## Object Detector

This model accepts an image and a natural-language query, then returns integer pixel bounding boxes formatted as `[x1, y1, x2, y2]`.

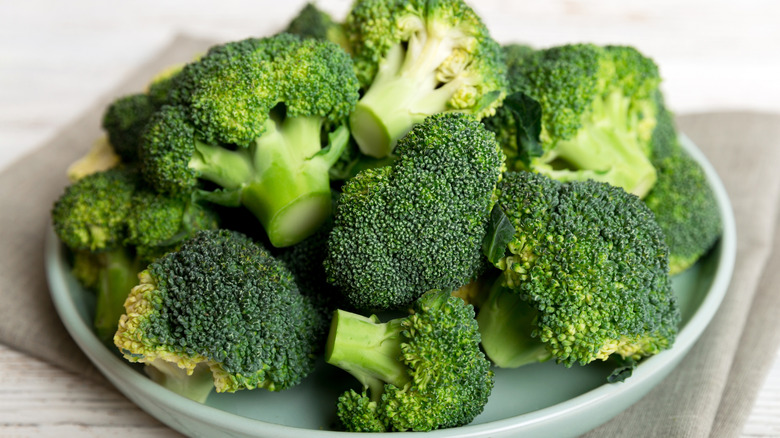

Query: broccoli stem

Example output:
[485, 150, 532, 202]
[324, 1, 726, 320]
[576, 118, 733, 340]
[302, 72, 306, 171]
[350, 39, 455, 158]
[93, 248, 140, 343]
[538, 90, 657, 198]
[144, 360, 215, 403]
[241, 117, 349, 247]
[190, 141, 253, 190]
[477, 277, 551, 368]
[325, 310, 410, 402]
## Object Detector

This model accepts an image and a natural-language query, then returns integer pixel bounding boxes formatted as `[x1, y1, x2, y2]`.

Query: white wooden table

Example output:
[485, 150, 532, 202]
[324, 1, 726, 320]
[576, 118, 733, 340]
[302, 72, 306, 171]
[1, 1, 779, 436]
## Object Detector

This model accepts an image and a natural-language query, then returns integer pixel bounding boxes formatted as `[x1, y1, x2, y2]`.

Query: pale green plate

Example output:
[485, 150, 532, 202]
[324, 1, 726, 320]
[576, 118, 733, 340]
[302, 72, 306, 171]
[46, 135, 736, 438]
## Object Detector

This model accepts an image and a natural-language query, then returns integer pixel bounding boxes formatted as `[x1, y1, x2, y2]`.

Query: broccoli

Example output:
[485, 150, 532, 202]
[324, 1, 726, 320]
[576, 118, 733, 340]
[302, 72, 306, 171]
[101, 65, 186, 164]
[477, 171, 679, 368]
[345, 0, 507, 158]
[325, 289, 493, 432]
[140, 33, 359, 247]
[102, 93, 157, 163]
[114, 229, 326, 403]
[51, 167, 220, 342]
[284, 2, 351, 53]
[644, 103, 722, 274]
[483, 43, 662, 198]
[324, 113, 504, 311]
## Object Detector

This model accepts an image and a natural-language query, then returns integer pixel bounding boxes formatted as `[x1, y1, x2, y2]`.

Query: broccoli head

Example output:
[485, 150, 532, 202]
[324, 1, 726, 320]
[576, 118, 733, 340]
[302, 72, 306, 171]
[345, 0, 507, 157]
[325, 289, 493, 432]
[114, 229, 326, 402]
[484, 43, 661, 198]
[644, 103, 722, 274]
[140, 33, 359, 247]
[478, 171, 679, 368]
[324, 113, 504, 311]
[284, 2, 351, 53]
[52, 167, 220, 342]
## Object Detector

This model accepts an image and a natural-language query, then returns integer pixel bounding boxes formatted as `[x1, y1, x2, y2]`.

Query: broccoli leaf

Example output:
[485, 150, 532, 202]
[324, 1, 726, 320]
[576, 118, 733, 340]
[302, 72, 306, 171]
[483, 204, 516, 265]
[503, 92, 543, 166]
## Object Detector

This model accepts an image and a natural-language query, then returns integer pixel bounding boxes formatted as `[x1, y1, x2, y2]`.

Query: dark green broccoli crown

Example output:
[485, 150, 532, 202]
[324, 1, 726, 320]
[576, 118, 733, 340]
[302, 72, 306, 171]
[102, 93, 156, 162]
[345, 0, 506, 111]
[52, 167, 138, 251]
[645, 143, 721, 275]
[126, 230, 324, 391]
[140, 105, 200, 194]
[497, 171, 679, 366]
[325, 113, 504, 311]
[335, 290, 493, 432]
[170, 33, 359, 147]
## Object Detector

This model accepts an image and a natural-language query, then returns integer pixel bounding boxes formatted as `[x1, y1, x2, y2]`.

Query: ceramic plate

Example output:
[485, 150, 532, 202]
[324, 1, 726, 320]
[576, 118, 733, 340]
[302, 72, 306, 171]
[46, 135, 736, 438]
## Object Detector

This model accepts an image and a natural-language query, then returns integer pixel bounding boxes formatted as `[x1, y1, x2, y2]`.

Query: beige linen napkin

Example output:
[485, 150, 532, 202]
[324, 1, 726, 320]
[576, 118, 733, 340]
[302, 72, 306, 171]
[1, 36, 779, 437]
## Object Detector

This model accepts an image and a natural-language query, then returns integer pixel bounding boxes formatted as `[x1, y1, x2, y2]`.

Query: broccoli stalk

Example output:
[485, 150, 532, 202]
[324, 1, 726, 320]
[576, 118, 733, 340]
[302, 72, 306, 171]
[142, 34, 359, 247]
[92, 248, 141, 342]
[179, 115, 349, 247]
[346, 0, 507, 158]
[325, 312, 408, 400]
[475, 275, 551, 368]
[144, 360, 215, 404]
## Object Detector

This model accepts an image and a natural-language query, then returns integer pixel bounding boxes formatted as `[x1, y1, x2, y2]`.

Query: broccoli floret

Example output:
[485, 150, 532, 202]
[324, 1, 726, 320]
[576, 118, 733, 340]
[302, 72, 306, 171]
[325, 289, 493, 432]
[51, 167, 220, 342]
[114, 230, 326, 403]
[345, 0, 507, 158]
[644, 103, 722, 274]
[284, 2, 351, 53]
[484, 44, 661, 198]
[141, 34, 359, 247]
[477, 171, 679, 368]
[324, 113, 504, 311]
[102, 94, 157, 163]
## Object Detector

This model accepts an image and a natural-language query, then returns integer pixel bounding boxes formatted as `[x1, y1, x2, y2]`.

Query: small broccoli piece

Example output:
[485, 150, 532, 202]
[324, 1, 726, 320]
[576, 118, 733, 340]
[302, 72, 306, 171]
[51, 167, 220, 342]
[644, 103, 722, 274]
[484, 44, 661, 198]
[325, 289, 493, 432]
[477, 171, 679, 368]
[114, 230, 326, 403]
[284, 2, 351, 53]
[345, 0, 507, 158]
[100, 64, 186, 165]
[141, 34, 359, 247]
[102, 93, 157, 163]
[52, 167, 138, 251]
[324, 113, 504, 311]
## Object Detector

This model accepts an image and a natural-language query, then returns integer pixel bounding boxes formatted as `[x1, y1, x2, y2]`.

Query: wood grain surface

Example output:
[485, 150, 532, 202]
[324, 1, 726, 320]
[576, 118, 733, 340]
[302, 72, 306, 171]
[1, 1, 779, 436]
